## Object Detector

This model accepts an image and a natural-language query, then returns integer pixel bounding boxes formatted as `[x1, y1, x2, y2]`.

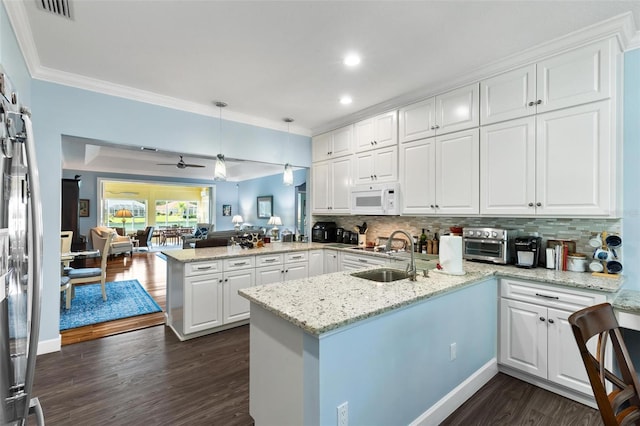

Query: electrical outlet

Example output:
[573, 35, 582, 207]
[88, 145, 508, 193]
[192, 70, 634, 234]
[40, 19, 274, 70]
[337, 401, 348, 426]
[450, 342, 457, 360]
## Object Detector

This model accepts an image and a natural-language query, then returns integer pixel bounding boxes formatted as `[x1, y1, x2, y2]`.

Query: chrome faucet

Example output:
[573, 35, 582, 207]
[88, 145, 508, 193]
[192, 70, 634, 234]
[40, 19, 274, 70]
[386, 229, 417, 281]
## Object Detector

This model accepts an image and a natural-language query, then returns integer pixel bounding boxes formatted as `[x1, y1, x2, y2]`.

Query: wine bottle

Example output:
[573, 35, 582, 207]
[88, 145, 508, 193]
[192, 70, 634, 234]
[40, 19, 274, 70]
[420, 228, 427, 254]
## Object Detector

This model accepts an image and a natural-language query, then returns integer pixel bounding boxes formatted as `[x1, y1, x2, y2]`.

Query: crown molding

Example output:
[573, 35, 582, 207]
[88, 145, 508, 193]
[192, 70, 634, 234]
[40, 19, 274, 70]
[312, 12, 638, 135]
[2, 0, 312, 137]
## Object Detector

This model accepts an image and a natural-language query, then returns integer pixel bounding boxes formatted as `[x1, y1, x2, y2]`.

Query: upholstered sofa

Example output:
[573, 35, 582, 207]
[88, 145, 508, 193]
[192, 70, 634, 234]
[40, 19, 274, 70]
[181, 227, 265, 249]
[90, 226, 134, 256]
[180, 223, 215, 248]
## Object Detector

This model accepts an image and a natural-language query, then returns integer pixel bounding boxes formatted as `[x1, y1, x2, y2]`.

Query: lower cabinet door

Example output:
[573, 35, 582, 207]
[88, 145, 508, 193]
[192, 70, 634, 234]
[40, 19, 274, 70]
[184, 273, 223, 334]
[223, 269, 255, 324]
[499, 298, 547, 379]
[255, 265, 284, 286]
[284, 261, 308, 282]
[547, 308, 594, 395]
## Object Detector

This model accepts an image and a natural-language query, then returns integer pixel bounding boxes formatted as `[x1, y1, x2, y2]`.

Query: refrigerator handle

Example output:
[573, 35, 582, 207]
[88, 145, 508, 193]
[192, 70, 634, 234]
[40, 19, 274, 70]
[28, 397, 45, 426]
[21, 114, 44, 424]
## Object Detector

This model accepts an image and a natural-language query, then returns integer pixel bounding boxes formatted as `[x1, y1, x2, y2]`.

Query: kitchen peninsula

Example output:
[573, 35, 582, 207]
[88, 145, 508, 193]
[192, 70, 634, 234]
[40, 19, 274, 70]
[163, 242, 624, 424]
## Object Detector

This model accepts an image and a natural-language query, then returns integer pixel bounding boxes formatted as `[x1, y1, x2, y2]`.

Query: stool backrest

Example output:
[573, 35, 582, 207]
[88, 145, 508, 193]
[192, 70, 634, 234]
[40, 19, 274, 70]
[569, 303, 640, 425]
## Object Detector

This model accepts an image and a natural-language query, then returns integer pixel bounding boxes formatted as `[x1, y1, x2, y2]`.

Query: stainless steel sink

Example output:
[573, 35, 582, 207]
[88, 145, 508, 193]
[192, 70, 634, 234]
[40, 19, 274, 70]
[351, 268, 411, 283]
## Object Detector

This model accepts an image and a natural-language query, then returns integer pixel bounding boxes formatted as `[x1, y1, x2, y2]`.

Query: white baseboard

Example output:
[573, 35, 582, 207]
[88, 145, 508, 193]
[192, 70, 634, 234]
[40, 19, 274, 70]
[37, 335, 61, 355]
[410, 358, 498, 426]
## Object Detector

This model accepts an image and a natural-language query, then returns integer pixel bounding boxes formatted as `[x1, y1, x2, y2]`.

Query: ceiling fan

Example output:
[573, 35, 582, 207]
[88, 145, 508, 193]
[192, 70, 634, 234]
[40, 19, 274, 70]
[157, 155, 205, 169]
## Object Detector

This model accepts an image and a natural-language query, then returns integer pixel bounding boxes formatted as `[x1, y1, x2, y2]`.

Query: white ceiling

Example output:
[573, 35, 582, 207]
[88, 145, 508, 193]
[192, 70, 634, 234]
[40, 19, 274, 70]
[5, 0, 640, 180]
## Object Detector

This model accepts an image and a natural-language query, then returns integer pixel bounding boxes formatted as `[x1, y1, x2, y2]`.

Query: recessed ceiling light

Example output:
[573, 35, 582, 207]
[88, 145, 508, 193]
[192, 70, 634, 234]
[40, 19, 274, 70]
[343, 53, 361, 67]
[339, 96, 353, 105]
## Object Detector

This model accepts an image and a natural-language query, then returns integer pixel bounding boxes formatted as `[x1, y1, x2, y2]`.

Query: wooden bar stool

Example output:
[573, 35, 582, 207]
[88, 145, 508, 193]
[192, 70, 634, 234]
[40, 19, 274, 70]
[569, 303, 640, 425]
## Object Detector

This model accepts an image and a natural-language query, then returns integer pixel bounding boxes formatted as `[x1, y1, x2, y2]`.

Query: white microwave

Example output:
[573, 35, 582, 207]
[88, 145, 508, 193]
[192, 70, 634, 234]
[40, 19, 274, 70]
[350, 183, 400, 215]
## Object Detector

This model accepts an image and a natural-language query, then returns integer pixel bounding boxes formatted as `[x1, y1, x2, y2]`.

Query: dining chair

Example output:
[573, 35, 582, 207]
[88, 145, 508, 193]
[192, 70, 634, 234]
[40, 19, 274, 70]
[60, 230, 73, 271]
[66, 232, 114, 309]
[569, 303, 640, 425]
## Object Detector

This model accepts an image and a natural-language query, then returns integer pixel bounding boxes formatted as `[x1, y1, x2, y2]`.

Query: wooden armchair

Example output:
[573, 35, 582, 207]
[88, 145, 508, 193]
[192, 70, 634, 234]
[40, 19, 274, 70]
[569, 303, 640, 425]
[90, 226, 133, 256]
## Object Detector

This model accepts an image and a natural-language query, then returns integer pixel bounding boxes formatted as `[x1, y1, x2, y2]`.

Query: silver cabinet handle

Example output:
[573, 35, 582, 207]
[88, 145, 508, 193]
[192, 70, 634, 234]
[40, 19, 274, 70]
[196, 265, 212, 270]
[291, 255, 303, 259]
[233, 262, 248, 266]
[358, 259, 368, 263]
[264, 258, 278, 263]
[535, 293, 559, 300]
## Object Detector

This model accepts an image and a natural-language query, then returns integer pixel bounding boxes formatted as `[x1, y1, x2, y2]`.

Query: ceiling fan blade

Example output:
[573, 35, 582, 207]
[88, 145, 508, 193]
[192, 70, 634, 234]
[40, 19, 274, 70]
[156, 163, 177, 166]
[184, 164, 205, 168]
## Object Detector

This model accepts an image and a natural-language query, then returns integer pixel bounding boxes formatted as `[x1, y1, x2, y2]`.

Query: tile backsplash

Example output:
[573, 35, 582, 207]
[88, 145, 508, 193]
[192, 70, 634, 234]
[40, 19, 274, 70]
[314, 215, 621, 257]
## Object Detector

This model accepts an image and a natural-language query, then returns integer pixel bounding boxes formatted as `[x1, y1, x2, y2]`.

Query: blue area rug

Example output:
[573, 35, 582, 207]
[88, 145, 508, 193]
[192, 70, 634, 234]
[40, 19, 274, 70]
[60, 279, 162, 331]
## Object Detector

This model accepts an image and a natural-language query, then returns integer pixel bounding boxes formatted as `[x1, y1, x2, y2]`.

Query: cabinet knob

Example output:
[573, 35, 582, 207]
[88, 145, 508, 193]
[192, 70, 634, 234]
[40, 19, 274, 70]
[374, 174, 377, 179]
[539, 317, 546, 322]
[528, 101, 535, 107]
[370, 141, 374, 145]
[536, 202, 542, 207]
[430, 204, 435, 208]
[536, 99, 542, 105]
[548, 318, 555, 324]
[528, 202, 534, 207]
[434, 124, 440, 129]
[373, 140, 377, 145]
[219, 279, 223, 283]
[370, 175, 374, 180]
[225, 278, 228, 282]
[281, 270, 285, 273]
[435, 204, 439, 208]
[430, 126, 435, 130]
[285, 269, 289, 273]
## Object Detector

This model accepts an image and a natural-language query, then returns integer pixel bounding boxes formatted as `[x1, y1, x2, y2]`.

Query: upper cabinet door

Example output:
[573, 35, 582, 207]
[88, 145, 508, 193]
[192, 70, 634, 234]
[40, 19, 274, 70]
[331, 125, 353, 158]
[355, 111, 397, 152]
[481, 65, 536, 125]
[312, 132, 332, 162]
[399, 98, 436, 143]
[535, 101, 612, 216]
[536, 39, 612, 113]
[435, 83, 480, 135]
[399, 138, 436, 214]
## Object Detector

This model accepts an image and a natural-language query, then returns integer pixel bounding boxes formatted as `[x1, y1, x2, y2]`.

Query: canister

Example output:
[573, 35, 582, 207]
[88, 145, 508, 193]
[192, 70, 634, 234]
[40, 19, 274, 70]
[567, 253, 588, 272]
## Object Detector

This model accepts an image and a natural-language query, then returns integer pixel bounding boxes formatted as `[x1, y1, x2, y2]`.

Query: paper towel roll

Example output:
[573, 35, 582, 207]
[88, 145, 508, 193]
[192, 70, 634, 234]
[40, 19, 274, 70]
[438, 235, 465, 275]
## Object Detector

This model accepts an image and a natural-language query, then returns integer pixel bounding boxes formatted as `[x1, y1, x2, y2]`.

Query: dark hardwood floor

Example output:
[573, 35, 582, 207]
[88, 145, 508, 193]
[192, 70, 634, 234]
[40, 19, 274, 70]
[61, 249, 170, 345]
[31, 325, 253, 425]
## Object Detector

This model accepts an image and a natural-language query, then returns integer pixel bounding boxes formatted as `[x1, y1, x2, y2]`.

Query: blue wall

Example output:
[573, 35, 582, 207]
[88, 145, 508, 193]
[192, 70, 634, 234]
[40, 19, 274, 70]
[624, 48, 640, 291]
[315, 279, 497, 425]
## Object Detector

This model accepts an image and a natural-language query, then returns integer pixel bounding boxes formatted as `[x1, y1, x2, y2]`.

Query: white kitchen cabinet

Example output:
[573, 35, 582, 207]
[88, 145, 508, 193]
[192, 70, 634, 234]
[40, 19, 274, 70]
[354, 111, 397, 152]
[308, 249, 324, 277]
[222, 268, 254, 324]
[311, 156, 352, 214]
[324, 249, 338, 274]
[480, 65, 536, 125]
[480, 39, 614, 125]
[184, 272, 223, 334]
[435, 128, 480, 215]
[400, 128, 479, 215]
[399, 137, 436, 215]
[535, 100, 613, 216]
[481, 101, 615, 216]
[499, 278, 608, 400]
[398, 83, 479, 143]
[354, 145, 398, 184]
[312, 125, 353, 162]
[398, 98, 436, 143]
[255, 251, 308, 284]
[480, 117, 536, 215]
[284, 251, 308, 281]
[255, 264, 284, 286]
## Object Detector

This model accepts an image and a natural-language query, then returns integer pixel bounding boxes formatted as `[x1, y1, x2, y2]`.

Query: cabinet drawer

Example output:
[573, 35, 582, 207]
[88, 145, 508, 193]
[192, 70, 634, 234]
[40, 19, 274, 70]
[285, 251, 308, 263]
[256, 253, 283, 266]
[500, 278, 606, 311]
[223, 256, 255, 271]
[341, 253, 388, 267]
[185, 260, 222, 277]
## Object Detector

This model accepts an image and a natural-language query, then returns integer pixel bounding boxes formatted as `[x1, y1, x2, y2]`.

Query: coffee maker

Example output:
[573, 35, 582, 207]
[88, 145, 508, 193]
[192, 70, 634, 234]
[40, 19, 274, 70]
[514, 236, 542, 268]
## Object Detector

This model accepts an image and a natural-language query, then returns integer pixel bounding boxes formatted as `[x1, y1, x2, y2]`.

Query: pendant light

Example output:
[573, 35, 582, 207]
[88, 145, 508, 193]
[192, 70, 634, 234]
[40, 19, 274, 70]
[214, 101, 228, 181]
[283, 118, 294, 186]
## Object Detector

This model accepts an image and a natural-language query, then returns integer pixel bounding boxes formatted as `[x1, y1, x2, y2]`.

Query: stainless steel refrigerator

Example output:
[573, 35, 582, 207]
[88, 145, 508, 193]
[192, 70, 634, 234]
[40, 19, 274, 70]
[0, 70, 44, 425]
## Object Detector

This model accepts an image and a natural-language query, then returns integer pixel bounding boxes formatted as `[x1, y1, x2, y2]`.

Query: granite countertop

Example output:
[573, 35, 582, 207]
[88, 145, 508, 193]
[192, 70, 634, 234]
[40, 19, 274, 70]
[161, 241, 328, 262]
[239, 258, 625, 336]
[162, 241, 629, 334]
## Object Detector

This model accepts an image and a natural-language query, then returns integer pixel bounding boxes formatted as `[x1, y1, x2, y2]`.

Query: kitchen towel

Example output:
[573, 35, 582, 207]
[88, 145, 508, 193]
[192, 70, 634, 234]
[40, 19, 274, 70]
[438, 235, 465, 275]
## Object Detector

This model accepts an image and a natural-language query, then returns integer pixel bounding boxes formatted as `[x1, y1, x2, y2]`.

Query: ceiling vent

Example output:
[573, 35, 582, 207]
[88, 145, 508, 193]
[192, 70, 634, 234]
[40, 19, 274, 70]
[36, 0, 72, 19]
